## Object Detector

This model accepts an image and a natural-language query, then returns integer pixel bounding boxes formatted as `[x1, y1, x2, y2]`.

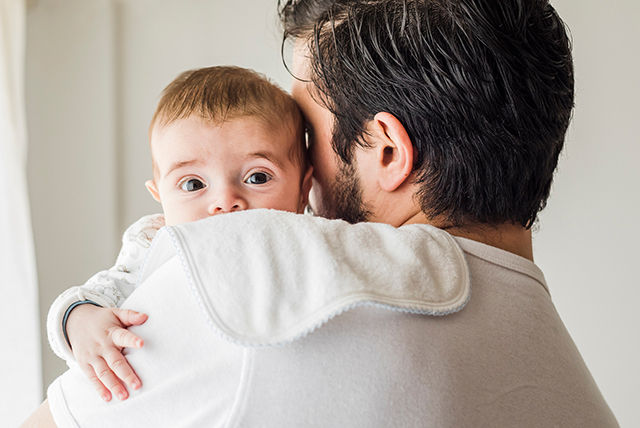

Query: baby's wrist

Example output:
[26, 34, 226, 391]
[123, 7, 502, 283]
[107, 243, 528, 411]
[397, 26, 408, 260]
[62, 300, 102, 349]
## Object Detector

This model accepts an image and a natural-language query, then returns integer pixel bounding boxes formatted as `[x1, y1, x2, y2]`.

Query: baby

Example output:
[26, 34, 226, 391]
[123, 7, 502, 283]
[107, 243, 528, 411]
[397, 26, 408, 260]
[46, 66, 312, 402]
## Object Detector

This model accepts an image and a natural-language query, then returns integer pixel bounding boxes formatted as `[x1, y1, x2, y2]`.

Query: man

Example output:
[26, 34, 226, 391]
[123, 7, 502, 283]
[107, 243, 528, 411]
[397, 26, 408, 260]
[24, 0, 617, 426]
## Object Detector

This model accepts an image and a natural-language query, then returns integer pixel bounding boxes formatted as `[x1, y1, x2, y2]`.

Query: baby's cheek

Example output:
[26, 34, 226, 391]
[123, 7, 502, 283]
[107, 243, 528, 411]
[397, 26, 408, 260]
[161, 211, 178, 227]
[159, 203, 176, 227]
[273, 188, 304, 214]
[162, 201, 206, 226]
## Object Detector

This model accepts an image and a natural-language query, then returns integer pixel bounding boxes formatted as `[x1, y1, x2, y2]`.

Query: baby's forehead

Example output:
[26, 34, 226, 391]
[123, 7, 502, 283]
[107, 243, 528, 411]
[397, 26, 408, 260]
[151, 113, 299, 147]
[150, 114, 305, 172]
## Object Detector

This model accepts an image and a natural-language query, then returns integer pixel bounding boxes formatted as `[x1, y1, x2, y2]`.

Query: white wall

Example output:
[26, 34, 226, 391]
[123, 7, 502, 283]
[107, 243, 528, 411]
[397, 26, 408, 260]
[26, 0, 119, 393]
[25, 0, 639, 425]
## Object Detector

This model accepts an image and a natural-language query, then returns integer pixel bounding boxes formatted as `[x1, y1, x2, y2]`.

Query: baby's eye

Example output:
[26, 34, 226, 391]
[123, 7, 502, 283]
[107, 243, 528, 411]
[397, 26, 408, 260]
[179, 178, 206, 192]
[245, 172, 272, 185]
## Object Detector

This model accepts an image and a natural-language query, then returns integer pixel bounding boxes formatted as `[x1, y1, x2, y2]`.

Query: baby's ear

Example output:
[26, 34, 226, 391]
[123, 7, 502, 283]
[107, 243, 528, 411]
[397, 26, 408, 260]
[145, 180, 161, 203]
[299, 165, 314, 212]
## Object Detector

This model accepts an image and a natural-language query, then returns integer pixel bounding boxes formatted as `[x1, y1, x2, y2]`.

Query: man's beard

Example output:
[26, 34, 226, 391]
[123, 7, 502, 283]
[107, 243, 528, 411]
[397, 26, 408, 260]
[313, 160, 371, 224]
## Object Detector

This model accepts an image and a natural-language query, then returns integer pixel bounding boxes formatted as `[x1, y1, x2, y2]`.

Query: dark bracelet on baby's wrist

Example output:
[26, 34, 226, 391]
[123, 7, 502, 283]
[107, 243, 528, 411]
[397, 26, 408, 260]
[62, 300, 102, 349]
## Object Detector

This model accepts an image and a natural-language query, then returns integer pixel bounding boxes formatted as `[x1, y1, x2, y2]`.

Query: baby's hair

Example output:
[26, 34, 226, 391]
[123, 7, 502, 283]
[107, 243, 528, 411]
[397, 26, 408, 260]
[150, 66, 306, 172]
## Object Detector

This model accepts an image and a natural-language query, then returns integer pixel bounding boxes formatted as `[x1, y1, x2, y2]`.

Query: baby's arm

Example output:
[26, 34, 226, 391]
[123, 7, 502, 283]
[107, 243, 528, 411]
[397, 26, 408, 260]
[46, 213, 164, 401]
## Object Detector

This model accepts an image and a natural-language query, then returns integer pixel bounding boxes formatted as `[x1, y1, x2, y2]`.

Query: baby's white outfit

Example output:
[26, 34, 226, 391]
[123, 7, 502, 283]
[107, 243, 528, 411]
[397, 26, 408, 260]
[46, 214, 165, 363]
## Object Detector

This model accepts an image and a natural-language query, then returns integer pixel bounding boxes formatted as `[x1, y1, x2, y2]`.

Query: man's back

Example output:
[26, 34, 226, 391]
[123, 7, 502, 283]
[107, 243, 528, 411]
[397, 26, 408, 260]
[236, 237, 617, 427]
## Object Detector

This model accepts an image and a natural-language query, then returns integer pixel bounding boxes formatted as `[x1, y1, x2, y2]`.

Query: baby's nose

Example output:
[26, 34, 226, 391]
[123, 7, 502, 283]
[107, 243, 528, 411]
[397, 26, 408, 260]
[208, 192, 247, 215]
[209, 204, 241, 215]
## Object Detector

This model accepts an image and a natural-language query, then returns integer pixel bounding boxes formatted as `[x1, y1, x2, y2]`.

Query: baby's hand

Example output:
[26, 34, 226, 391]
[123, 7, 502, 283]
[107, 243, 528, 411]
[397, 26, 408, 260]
[65, 304, 148, 402]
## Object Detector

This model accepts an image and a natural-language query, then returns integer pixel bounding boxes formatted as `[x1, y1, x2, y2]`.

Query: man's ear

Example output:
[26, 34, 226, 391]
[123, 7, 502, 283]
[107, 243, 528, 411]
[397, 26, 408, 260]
[145, 180, 161, 203]
[367, 112, 414, 192]
[298, 164, 314, 212]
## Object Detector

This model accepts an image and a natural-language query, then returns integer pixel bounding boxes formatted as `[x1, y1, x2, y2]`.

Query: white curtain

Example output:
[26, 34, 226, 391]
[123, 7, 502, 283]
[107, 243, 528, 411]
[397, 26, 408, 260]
[0, 0, 42, 424]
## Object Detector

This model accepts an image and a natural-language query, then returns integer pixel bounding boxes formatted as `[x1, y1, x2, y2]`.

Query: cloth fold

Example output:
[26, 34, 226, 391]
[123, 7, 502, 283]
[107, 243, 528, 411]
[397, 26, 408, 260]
[139, 209, 471, 346]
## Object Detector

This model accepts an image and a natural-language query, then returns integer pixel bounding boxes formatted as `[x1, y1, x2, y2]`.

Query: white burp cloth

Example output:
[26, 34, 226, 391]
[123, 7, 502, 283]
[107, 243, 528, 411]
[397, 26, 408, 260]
[139, 209, 471, 346]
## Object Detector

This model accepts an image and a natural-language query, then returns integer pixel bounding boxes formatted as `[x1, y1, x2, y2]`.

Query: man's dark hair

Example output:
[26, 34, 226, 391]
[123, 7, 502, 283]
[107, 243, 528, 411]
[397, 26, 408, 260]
[279, 0, 574, 229]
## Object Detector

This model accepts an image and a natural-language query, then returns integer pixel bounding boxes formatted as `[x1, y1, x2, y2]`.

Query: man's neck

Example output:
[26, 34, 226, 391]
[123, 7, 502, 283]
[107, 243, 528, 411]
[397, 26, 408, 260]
[402, 210, 534, 261]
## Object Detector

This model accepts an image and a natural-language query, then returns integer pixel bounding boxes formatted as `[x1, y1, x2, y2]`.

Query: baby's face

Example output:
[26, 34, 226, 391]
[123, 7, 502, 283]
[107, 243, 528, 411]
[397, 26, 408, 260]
[147, 115, 311, 226]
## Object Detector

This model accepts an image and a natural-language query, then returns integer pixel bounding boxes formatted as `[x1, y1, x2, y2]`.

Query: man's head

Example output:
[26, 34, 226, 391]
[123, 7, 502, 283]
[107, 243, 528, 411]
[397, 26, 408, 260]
[146, 66, 312, 225]
[280, 0, 574, 228]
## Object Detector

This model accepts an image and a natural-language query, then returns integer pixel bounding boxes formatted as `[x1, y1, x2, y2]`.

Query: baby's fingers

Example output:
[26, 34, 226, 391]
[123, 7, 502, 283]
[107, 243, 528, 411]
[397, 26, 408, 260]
[113, 308, 148, 327]
[89, 358, 129, 401]
[104, 349, 142, 392]
[81, 363, 112, 402]
[109, 326, 144, 349]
